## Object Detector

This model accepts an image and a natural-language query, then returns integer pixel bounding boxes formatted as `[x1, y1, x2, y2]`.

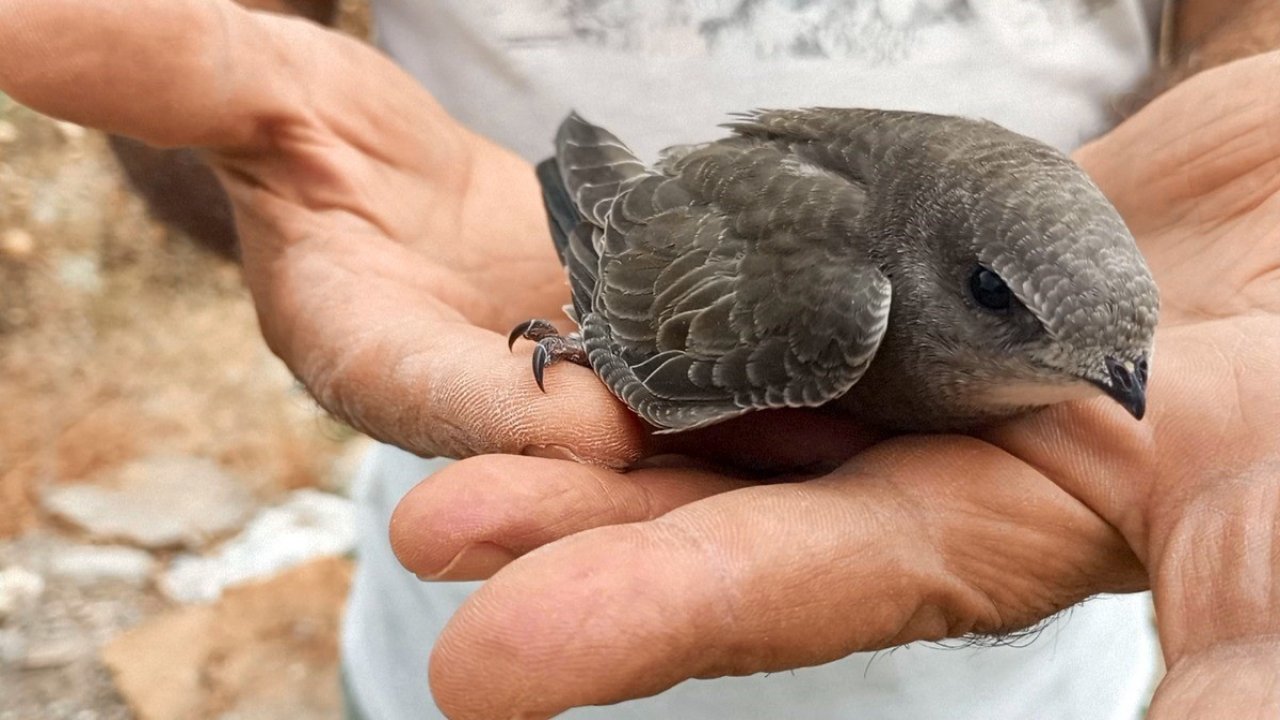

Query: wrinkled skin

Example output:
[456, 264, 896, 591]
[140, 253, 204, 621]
[1, 2, 1278, 718]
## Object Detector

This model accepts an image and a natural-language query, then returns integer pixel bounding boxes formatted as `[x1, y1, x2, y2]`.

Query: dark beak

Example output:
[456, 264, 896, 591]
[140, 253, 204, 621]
[1093, 356, 1148, 420]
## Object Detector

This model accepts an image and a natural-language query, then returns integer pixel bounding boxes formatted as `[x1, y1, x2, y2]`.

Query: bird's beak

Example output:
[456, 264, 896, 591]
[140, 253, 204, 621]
[1091, 356, 1147, 420]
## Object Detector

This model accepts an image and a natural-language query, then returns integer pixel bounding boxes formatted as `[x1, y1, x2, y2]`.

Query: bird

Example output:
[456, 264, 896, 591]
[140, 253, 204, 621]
[508, 109, 1159, 433]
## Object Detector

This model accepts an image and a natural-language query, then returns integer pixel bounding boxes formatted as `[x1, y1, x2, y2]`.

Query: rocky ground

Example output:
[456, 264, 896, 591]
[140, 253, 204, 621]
[1, 3, 374, 718]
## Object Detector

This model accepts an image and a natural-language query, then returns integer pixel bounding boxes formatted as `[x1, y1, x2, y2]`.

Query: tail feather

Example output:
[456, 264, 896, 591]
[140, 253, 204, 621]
[553, 111, 648, 227]
[535, 157, 579, 266]
[536, 112, 650, 323]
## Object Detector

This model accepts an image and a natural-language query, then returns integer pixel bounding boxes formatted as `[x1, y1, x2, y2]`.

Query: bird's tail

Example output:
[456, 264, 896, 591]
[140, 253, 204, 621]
[552, 111, 648, 229]
[535, 156, 579, 266]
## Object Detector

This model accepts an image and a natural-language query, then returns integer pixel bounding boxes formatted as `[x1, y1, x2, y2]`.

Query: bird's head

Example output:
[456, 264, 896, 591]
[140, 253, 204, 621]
[886, 138, 1159, 422]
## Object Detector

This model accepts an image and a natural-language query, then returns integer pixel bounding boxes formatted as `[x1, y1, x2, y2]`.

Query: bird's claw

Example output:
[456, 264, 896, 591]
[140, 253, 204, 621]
[532, 343, 550, 392]
[507, 321, 533, 351]
[508, 318, 590, 391]
[507, 318, 561, 351]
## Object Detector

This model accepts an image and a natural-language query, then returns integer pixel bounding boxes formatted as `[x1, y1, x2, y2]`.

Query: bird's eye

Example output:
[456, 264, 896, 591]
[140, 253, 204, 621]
[969, 266, 1012, 311]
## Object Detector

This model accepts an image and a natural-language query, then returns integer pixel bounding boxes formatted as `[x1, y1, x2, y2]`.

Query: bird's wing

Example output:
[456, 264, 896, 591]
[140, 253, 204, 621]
[550, 114, 891, 431]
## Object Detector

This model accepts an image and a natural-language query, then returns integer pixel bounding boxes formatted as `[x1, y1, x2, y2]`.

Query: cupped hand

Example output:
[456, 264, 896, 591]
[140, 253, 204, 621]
[389, 54, 1280, 719]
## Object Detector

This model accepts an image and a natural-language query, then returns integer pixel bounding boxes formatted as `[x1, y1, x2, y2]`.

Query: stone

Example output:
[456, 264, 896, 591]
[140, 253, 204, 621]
[21, 636, 90, 670]
[41, 455, 255, 550]
[0, 565, 44, 622]
[0, 119, 17, 143]
[103, 558, 351, 720]
[0, 627, 27, 663]
[0, 228, 34, 259]
[160, 489, 354, 603]
[47, 545, 155, 587]
[101, 605, 214, 720]
[53, 253, 102, 293]
[54, 120, 86, 141]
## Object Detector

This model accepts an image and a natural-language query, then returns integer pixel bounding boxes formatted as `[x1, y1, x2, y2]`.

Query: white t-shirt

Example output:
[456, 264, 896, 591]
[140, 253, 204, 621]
[343, 2, 1164, 718]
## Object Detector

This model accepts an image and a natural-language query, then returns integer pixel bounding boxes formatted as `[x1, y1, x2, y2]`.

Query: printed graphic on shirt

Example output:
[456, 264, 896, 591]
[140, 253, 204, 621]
[484, 0, 1117, 62]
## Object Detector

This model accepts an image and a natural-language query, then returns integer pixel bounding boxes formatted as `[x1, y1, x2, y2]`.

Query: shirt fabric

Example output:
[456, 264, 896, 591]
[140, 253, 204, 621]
[343, 2, 1164, 718]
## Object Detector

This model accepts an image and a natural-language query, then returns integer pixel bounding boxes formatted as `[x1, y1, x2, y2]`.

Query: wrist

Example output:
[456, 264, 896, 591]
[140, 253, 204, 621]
[1148, 641, 1280, 718]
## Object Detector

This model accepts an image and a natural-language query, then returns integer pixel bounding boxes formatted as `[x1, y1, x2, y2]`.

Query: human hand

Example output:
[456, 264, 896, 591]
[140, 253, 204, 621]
[390, 54, 1280, 718]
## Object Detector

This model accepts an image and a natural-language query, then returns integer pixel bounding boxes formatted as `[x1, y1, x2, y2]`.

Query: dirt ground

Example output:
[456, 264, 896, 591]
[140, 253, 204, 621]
[1, 3, 373, 718]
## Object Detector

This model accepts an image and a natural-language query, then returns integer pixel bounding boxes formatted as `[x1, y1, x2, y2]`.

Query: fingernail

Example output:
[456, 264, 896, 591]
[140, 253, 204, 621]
[520, 443, 584, 462]
[419, 542, 516, 582]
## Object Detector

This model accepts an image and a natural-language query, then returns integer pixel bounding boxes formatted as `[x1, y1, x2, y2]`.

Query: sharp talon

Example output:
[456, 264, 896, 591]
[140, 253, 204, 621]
[532, 344, 548, 392]
[507, 321, 533, 351]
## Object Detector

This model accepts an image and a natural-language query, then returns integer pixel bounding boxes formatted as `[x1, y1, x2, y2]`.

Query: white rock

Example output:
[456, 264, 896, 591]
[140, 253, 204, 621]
[47, 545, 155, 587]
[21, 636, 89, 669]
[160, 489, 356, 604]
[0, 627, 26, 663]
[41, 455, 255, 550]
[0, 566, 45, 621]
[54, 253, 102, 294]
[54, 120, 86, 141]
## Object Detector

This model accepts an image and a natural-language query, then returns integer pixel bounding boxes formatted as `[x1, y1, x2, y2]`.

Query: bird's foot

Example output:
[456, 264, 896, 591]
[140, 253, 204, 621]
[507, 319, 589, 391]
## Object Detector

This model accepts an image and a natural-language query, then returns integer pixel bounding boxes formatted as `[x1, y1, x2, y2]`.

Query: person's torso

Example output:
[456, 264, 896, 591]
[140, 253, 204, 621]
[373, 0, 1163, 160]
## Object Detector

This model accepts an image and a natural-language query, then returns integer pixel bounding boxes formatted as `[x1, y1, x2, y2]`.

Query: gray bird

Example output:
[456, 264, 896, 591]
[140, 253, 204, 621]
[509, 109, 1159, 433]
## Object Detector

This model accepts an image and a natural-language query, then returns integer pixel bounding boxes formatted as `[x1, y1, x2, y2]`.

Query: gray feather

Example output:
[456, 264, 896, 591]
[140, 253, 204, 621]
[534, 108, 1159, 432]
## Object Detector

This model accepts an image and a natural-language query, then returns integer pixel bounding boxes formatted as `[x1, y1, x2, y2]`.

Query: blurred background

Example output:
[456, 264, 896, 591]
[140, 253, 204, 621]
[0, 2, 373, 718]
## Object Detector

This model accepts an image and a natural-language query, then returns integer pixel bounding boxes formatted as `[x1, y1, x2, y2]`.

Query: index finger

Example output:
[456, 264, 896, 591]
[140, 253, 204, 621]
[427, 437, 1143, 719]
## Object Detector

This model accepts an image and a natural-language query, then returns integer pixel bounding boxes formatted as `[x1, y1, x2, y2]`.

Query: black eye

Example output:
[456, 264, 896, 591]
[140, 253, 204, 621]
[1134, 357, 1149, 385]
[969, 266, 1012, 311]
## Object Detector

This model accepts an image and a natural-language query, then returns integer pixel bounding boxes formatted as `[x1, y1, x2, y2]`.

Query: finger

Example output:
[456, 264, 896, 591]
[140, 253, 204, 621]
[324, 323, 872, 469]
[294, 311, 652, 466]
[428, 437, 1144, 720]
[390, 455, 750, 581]
[391, 418, 880, 582]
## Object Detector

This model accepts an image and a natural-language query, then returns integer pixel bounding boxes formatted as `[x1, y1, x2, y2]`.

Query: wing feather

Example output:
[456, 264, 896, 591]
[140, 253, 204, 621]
[543, 111, 894, 430]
